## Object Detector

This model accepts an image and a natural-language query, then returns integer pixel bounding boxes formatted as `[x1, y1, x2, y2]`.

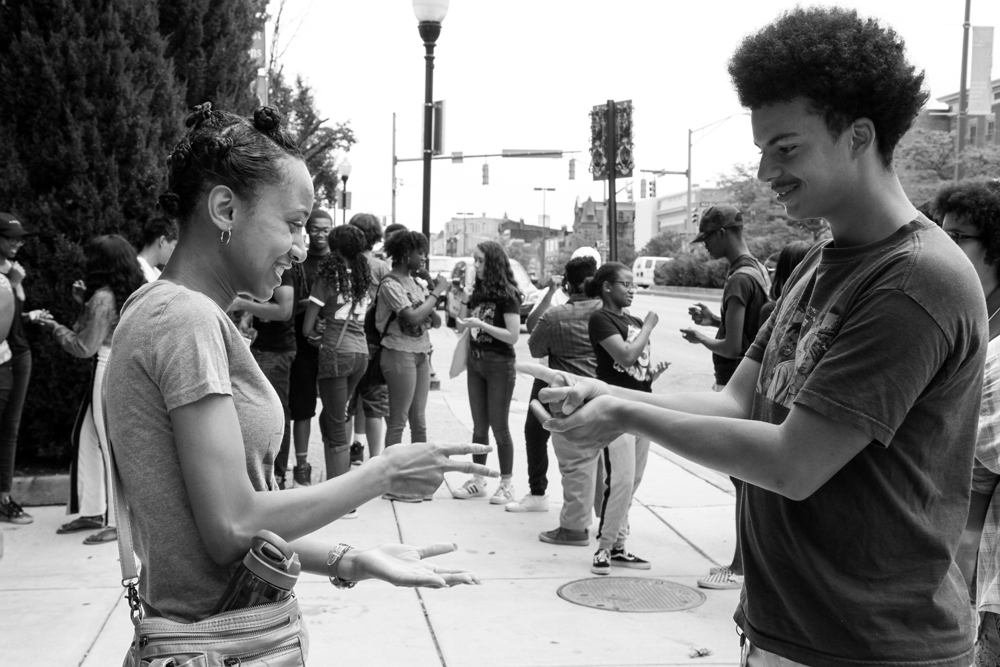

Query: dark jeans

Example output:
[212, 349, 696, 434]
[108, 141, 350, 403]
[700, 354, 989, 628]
[523, 377, 550, 495]
[467, 348, 516, 476]
[0, 352, 27, 495]
[252, 349, 296, 482]
[317, 351, 369, 454]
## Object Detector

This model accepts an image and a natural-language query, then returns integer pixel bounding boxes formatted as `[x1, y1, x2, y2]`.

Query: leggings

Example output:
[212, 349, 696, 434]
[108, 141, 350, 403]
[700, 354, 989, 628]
[467, 347, 516, 476]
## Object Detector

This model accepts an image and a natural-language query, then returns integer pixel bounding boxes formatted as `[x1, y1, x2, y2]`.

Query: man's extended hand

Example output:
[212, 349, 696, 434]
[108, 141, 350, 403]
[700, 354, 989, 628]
[515, 362, 610, 417]
[688, 302, 716, 326]
[680, 328, 708, 344]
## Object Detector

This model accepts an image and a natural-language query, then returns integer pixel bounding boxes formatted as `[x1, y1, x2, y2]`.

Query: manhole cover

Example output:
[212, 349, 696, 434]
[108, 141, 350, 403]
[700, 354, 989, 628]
[557, 577, 705, 613]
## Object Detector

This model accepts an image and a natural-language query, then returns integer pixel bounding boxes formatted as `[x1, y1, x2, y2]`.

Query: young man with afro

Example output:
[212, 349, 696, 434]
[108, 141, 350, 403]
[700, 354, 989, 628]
[523, 7, 986, 666]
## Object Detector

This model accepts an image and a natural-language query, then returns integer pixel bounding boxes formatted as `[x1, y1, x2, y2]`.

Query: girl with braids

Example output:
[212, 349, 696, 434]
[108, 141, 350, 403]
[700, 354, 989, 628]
[302, 225, 371, 489]
[37, 235, 144, 545]
[452, 241, 522, 504]
[377, 231, 449, 496]
[103, 104, 495, 636]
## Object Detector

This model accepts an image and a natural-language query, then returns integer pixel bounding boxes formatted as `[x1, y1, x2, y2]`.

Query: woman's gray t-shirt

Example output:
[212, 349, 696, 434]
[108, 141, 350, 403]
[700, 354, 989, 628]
[105, 281, 284, 622]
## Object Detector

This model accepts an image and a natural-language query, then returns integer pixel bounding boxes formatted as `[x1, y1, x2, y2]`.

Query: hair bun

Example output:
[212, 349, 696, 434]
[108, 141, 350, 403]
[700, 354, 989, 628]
[201, 135, 233, 159]
[253, 106, 282, 132]
[158, 192, 181, 217]
[168, 140, 192, 173]
[185, 102, 214, 128]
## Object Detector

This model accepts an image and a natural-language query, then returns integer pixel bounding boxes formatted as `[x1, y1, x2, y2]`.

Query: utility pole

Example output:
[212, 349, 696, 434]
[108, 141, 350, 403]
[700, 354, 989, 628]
[606, 100, 618, 262]
[955, 0, 972, 181]
[391, 112, 397, 227]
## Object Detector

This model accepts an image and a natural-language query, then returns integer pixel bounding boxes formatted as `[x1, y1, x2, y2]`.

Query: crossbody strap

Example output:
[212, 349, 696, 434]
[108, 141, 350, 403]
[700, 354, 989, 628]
[375, 274, 405, 344]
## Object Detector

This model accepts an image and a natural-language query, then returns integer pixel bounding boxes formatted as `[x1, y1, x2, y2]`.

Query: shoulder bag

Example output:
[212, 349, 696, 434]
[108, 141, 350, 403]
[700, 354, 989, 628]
[106, 426, 308, 666]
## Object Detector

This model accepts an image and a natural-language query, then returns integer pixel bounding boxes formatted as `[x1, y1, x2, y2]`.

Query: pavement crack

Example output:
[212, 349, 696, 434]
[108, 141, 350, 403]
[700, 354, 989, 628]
[390, 500, 449, 667]
[636, 498, 721, 569]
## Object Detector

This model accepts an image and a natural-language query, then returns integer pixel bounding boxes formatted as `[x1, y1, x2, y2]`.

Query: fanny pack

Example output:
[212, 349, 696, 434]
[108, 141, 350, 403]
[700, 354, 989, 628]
[105, 422, 308, 666]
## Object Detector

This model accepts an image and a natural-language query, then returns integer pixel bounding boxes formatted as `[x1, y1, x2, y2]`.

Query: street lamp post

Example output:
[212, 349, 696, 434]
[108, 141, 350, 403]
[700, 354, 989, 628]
[413, 0, 450, 242]
[533, 187, 555, 277]
[686, 112, 749, 232]
[339, 158, 352, 226]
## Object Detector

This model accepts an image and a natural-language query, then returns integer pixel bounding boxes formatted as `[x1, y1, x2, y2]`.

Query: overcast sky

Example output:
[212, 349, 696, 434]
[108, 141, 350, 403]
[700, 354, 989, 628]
[270, 0, 1000, 235]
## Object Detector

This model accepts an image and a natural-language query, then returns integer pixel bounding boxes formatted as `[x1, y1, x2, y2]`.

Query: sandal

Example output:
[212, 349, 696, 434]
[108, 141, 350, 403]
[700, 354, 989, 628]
[83, 526, 117, 545]
[57, 515, 105, 534]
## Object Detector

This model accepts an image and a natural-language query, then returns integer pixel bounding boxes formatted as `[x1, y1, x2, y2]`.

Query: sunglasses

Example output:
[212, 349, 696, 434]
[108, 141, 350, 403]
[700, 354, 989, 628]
[944, 230, 981, 243]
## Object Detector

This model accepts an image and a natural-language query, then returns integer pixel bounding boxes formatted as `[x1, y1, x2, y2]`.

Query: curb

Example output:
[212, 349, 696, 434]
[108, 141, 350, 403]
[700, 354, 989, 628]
[646, 285, 724, 299]
[11, 474, 68, 507]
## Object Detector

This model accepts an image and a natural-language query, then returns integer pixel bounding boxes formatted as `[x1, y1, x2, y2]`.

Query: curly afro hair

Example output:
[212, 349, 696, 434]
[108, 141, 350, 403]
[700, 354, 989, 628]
[728, 6, 928, 168]
[932, 179, 1000, 280]
[383, 230, 428, 265]
[316, 226, 371, 309]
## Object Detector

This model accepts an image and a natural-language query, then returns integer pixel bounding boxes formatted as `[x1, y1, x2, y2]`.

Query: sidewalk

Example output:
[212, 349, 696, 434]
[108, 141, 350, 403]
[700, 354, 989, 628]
[0, 327, 742, 667]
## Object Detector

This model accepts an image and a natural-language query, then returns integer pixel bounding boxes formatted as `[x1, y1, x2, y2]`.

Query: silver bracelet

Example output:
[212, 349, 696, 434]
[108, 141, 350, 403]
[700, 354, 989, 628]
[326, 543, 356, 589]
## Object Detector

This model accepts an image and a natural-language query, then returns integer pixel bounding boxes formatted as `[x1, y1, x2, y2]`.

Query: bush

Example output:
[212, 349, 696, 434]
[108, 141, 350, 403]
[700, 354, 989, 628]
[656, 251, 729, 288]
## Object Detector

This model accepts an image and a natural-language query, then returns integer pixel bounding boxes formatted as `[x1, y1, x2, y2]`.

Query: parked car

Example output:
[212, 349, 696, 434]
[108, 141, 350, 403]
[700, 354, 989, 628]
[632, 256, 673, 288]
[428, 256, 458, 309]
[444, 256, 539, 328]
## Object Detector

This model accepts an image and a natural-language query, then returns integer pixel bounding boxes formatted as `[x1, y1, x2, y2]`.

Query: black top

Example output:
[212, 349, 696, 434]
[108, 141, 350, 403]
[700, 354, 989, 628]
[588, 309, 652, 393]
[713, 254, 770, 385]
[293, 254, 324, 347]
[469, 294, 520, 357]
[251, 268, 296, 353]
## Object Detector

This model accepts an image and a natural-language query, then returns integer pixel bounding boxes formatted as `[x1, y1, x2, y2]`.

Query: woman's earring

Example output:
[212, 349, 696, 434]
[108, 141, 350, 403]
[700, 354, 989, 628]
[220, 228, 232, 245]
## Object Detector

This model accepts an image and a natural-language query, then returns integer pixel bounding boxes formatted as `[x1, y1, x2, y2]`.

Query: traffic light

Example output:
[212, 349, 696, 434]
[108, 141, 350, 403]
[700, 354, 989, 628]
[649, 179, 656, 198]
[482, 163, 489, 185]
[568, 158, 576, 180]
[640, 179, 647, 199]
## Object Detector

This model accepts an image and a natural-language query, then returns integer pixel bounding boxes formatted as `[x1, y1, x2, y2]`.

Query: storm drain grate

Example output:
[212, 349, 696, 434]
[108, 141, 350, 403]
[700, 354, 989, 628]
[557, 577, 706, 613]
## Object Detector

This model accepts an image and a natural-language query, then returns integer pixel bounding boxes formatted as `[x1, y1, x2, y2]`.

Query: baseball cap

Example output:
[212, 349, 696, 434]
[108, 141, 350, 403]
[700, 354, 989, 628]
[571, 245, 602, 268]
[0, 212, 29, 238]
[692, 205, 743, 243]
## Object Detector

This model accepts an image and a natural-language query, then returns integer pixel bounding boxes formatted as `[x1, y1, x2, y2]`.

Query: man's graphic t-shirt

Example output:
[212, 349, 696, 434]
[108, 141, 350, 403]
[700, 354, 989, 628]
[736, 217, 986, 667]
[588, 308, 651, 393]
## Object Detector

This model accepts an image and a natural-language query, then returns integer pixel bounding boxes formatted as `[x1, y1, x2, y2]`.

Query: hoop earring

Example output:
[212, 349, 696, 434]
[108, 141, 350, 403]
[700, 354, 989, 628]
[220, 228, 232, 245]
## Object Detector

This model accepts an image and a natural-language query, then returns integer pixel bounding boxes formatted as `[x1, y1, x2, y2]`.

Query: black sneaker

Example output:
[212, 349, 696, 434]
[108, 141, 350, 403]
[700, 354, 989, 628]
[591, 548, 611, 575]
[610, 546, 651, 570]
[293, 462, 312, 487]
[0, 496, 33, 524]
[350, 441, 364, 466]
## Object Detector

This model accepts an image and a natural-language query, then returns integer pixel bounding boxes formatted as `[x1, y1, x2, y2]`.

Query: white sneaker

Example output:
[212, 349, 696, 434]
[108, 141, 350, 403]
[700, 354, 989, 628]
[339, 509, 359, 520]
[490, 482, 515, 505]
[697, 567, 744, 590]
[452, 476, 488, 500]
[505, 493, 549, 512]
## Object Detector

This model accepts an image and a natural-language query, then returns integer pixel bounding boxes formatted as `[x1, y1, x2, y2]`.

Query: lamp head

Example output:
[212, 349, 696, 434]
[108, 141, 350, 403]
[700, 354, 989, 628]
[412, 0, 449, 23]
[339, 159, 352, 181]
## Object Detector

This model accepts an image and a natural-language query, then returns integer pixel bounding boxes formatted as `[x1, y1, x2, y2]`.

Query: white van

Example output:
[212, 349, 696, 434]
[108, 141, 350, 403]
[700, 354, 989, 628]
[632, 256, 672, 288]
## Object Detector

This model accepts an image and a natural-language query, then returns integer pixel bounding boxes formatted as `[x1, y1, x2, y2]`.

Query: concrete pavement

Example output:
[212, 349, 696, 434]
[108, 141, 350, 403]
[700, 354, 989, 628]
[0, 318, 744, 667]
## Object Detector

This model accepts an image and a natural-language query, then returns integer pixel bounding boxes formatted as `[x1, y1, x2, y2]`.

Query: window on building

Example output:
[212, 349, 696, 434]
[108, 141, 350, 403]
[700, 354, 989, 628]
[970, 125, 977, 144]
[988, 120, 996, 143]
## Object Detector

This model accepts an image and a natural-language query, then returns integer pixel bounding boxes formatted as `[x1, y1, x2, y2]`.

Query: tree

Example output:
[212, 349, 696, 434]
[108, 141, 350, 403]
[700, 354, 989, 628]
[640, 230, 684, 257]
[158, 0, 267, 113]
[267, 70, 355, 209]
[895, 128, 957, 206]
[0, 0, 183, 460]
[962, 143, 1000, 179]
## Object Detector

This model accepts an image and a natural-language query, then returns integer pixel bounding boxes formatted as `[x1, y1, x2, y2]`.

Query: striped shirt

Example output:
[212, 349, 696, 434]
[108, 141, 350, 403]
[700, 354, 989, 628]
[975, 337, 1000, 615]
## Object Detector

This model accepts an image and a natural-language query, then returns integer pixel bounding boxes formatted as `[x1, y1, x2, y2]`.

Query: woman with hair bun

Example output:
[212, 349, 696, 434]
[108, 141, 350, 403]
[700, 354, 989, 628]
[102, 103, 495, 643]
[452, 241, 522, 504]
[302, 225, 370, 495]
[37, 234, 144, 545]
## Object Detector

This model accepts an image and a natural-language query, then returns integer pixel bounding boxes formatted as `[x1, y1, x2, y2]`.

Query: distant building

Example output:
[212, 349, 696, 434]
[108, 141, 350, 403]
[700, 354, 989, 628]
[635, 186, 730, 246]
[923, 77, 1000, 147]
[572, 197, 634, 261]
[440, 215, 558, 259]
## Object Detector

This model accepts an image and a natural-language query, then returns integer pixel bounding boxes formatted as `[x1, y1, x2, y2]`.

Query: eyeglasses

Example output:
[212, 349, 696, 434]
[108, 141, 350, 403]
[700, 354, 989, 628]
[944, 229, 982, 243]
[1, 237, 25, 247]
[306, 227, 331, 236]
[614, 281, 636, 290]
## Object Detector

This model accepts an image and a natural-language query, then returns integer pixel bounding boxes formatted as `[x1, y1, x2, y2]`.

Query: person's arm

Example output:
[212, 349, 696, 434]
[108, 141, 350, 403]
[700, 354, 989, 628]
[527, 314, 552, 359]
[957, 489, 993, 590]
[596, 311, 658, 368]
[169, 393, 498, 568]
[395, 275, 448, 326]
[429, 309, 442, 329]
[526, 279, 561, 334]
[302, 300, 322, 340]
[526, 358, 868, 501]
[681, 297, 746, 358]
[42, 291, 115, 358]
[688, 302, 720, 327]
[460, 312, 519, 345]
[231, 286, 293, 322]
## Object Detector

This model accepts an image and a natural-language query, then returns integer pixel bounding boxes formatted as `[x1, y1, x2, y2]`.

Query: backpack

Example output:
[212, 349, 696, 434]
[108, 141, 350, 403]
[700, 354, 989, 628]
[363, 273, 403, 349]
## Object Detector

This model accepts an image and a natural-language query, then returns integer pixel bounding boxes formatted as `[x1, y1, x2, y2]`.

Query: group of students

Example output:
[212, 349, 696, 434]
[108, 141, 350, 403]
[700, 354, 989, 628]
[0, 217, 178, 547]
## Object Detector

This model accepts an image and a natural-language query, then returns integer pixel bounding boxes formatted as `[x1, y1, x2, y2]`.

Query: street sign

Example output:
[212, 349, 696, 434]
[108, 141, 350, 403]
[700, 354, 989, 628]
[248, 25, 266, 70]
[338, 192, 352, 210]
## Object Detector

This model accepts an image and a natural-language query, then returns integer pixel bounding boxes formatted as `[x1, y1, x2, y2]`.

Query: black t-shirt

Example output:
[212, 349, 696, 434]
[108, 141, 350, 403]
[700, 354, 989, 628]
[251, 268, 296, 353]
[293, 253, 325, 345]
[588, 309, 652, 392]
[469, 293, 520, 357]
[713, 254, 770, 385]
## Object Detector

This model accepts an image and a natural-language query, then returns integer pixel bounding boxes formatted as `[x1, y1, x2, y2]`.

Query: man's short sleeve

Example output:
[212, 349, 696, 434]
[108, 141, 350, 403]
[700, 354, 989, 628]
[795, 288, 952, 446]
[152, 295, 233, 412]
[975, 341, 1000, 491]
[309, 278, 329, 307]
[724, 272, 758, 310]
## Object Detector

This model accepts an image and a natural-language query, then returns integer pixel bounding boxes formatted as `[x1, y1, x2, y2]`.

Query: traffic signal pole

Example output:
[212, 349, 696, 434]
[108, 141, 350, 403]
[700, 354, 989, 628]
[606, 100, 618, 262]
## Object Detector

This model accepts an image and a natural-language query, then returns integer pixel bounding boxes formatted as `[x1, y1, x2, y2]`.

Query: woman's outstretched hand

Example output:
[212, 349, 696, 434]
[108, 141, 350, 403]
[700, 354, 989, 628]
[346, 542, 480, 589]
[379, 443, 498, 497]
